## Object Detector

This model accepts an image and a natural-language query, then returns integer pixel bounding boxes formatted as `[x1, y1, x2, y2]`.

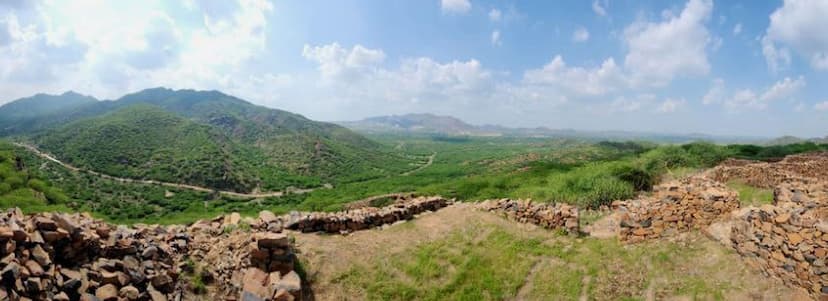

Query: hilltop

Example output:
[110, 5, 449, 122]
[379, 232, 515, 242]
[0, 88, 416, 193]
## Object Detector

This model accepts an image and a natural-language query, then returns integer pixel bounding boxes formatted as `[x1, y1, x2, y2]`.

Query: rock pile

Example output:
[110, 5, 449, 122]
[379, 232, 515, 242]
[616, 177, 740, 243]
[0, 208, 192, 300]
[477, 199, 580, 234]
[0, 208, 304, 301]
[709, 152, 828, 188]
[284, 196, 451, 234]
[730, 203, 828, 298]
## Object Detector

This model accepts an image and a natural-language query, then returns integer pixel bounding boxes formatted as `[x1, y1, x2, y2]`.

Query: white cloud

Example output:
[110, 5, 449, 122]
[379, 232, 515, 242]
[488, 9, 501, 21]
[759, 76, 805, 102]
[611, 94, 655, 112]
[732, 23, 742, 35]
[523, 55, 626, 96]
[723, 76, 806, 110]
[623, 0, 713, 86]
[815, 101, 828, 111]
[763, 0, 828, 70]
[490, 30, 501, 46]
[702, 78, 725, 105]
[592, 0, 608, 17]
[441, 0, 471, 14]
[657, 98, 685, 113]
[572, 27, 590, 43]
[761, 36, 792, 73]
[302, 43, 386, 82]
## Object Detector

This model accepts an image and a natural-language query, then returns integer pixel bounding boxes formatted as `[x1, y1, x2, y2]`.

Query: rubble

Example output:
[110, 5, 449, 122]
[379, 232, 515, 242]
[0, 208, 303, 301]
[284, 196, 452, 234]
[477, 199, 580, 234]
[616, 177, 740, 243]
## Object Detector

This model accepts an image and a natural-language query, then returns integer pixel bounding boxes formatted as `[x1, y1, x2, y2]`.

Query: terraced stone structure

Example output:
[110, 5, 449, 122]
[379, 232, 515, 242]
[284, 196, 451, 234]
[616, 177, 740, 243]
[477, 199, 580, 234]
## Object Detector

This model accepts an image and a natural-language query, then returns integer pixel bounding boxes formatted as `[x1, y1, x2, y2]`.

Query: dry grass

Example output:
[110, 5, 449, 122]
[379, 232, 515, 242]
[292, 203, 807, 301]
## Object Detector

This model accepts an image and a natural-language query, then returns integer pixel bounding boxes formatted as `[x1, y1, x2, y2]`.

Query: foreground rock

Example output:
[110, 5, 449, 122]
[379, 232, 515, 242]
[0, 208, 302, 301]
[478, 199, 580, 234]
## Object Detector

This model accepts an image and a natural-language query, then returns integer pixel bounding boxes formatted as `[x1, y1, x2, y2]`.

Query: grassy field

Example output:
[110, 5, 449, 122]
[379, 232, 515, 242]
[296, 204, 801, 300]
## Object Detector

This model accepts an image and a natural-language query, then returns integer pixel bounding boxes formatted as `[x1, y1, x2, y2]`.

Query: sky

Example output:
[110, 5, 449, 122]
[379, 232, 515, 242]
[0, 0, 826, 137]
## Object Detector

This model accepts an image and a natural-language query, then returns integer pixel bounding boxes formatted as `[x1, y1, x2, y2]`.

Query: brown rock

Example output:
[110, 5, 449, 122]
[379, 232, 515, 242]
[96, 284, 119, 301]
[788, 233, 804, 245]
[148, 290, 167, 301]
[242, 267, 269, 300]
[273, 289, 295, 301]
[119, 285, 140, 300]
[276, 271, 302, 293]
[31, 244, 51, 266]
[259, 211, 278, 224]
[776, 213, 792, 224]
[35, 216, 58, 231]
[24, 260, 44, 277]
[256, 233, 289, 249]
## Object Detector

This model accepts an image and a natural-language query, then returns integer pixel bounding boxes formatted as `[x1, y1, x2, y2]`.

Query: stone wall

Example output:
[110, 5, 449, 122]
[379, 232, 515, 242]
[616, 177, 740, 243]
[730, 181, 828, 298]
[708, 152, 828, 188]
[0, 208, 302, 301]
[284, 196, 451, 234]
[477, 199, 580, 234]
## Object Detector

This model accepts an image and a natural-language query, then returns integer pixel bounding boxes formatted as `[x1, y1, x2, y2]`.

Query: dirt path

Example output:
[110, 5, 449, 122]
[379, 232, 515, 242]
[401, 152, 436, 176]
[14, 143, 326, 198]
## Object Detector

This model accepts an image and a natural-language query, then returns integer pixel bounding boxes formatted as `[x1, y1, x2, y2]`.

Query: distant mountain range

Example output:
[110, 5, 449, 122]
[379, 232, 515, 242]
[339, 113, 774, 144]
[0, 88, 415, 193]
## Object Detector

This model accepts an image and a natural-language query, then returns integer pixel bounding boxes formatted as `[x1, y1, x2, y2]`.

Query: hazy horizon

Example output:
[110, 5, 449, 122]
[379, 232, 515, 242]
[1, 0, 826, 137]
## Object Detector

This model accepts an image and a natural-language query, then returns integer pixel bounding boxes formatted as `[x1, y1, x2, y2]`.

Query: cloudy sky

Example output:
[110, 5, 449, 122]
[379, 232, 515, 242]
[1, 0, 826, 137]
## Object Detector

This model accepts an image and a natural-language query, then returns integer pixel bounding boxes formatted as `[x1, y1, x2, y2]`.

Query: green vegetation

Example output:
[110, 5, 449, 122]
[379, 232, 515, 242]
[13, 132, 828, 224]
[6, 88, 418, 193]
[331, 219, 766, 300]
[0, 142, 69, 212]
[727, 181, 774, 206]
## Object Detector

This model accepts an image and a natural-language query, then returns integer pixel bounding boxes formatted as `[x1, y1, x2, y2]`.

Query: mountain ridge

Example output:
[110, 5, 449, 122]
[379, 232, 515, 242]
[0, 88, 416, 193]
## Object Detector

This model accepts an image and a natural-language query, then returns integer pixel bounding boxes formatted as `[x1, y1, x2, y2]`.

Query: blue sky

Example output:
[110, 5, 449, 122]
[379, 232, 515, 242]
[0, 0, 826, 137]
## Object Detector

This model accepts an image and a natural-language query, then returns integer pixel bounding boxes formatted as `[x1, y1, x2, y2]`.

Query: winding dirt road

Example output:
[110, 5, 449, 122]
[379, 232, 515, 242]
[14, 143, 325, 198]
[402, 152, 436, 176]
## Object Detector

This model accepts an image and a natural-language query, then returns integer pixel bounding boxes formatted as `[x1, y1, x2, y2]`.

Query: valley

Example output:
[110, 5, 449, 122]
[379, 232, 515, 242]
[1, 88, 827, 300]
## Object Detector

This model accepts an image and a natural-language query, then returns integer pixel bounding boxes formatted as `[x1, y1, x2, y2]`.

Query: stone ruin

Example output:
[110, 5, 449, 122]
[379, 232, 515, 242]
[730, 179, 828, 298]
[284, 196, 451, 234]
[615, 177, 740, 243]
[477, 199, 580, 234]
[708, 152, 828, 188]
[0, 207, 302, 301]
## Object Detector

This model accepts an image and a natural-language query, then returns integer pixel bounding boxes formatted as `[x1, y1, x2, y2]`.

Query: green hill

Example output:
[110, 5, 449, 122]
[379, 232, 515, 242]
[1, 88, 416, 193]
[0, 142, 68, 211]
[0, 91, 99, 135]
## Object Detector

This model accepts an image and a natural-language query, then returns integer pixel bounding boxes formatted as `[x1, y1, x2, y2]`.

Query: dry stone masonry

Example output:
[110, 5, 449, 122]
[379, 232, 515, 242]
[0, 208, 303, 301]
[477, 199, 580, 234]
[709, 152, 828, 188]
[710, 152, 828, 299]
[615, 177, 740, 243]
[284, 196, 451, 234]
